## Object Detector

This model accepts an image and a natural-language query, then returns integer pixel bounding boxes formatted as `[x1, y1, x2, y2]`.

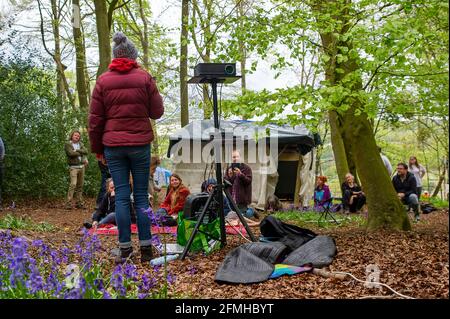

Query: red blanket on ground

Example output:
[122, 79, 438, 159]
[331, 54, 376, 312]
[88, 223, 248, 236]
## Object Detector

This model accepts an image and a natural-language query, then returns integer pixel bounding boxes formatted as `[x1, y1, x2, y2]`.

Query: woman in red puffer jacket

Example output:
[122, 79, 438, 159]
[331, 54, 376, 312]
[88, 32, 164, 264]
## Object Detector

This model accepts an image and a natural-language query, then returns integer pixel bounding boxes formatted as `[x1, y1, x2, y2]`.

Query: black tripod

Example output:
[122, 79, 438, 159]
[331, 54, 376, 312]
[180, 78, 257, 260]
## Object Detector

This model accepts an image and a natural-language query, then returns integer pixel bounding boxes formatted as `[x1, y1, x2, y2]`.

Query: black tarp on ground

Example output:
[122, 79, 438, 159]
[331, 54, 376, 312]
[214, 246, 278, 284]
[215, 217, 337, 284]
[283, 235, 337, 268]
[259, 215, 317, 250]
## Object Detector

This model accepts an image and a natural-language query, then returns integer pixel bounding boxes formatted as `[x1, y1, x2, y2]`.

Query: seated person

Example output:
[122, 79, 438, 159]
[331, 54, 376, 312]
[148, 156, 162, 205]
[84, 178, 136, 229]
[392, 162, 420, 221]
[201, 178, 232, 217]
[265, 194, 283, 213]
[341, 173, 366, 213]
[156, 173, 190, 226]
[313, 175, 332, 211]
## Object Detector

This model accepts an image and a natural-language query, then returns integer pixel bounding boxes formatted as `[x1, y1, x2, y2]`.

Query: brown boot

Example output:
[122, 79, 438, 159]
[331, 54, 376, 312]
[114, 247, 134, 264]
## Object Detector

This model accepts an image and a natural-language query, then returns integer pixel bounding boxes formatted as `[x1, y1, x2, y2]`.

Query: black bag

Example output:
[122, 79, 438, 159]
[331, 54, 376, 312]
[260, 216, 316, 251]
[420, 202, 438, 214]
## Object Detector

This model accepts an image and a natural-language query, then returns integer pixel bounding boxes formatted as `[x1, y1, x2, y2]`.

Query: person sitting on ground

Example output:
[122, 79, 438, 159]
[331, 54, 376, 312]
[156, 173, 190, 226]
[84, 178, 136, 229]
[224, 149, 259, 219]
[201, 178, 232, 217]
[264, 194, 283, 213]
[392, 162, 420, 222]
[148, 156, 162, 206]
[341, 173, 366, 213]
[313, 175, 332, 211]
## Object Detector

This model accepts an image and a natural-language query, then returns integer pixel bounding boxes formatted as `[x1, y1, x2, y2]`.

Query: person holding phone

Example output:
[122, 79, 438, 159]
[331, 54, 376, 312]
[224, 149, 257, 219]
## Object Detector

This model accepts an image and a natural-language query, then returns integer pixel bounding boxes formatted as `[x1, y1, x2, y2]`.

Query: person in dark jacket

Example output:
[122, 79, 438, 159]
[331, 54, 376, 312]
[84, 178, 137, 229]
[64, 130, 89, 210]
[341, 173, 366, 213]
[392, 162, 420, 221]
[88, 32, 164, 263]
[201, 178, 232, 216]
[85, 178, 117, 228]
[224, 150, 257, 219]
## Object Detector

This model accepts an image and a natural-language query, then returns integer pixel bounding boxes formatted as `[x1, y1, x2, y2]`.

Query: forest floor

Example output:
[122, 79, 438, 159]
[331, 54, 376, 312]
[0, 198, 448, 299]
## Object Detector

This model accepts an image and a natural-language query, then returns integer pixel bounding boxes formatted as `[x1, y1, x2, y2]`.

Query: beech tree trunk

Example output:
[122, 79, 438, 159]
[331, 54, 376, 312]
[313, 0, 411, 231]
[94, 0, 111, 78]
[72, 0, 89, 115]
[180, 0, 190, 127]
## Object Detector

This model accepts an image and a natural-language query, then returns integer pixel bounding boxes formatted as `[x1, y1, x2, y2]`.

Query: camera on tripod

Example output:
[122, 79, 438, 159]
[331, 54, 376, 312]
[183, 192, 219, 224]
[180, 62, 256, 259]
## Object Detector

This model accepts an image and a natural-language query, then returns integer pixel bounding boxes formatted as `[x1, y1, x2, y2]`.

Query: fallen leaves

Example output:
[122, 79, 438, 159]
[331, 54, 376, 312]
[1, 198, 448, 299]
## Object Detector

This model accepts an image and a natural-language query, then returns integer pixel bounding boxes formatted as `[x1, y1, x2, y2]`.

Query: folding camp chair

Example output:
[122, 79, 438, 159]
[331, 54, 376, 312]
[317, 197, 342, 225]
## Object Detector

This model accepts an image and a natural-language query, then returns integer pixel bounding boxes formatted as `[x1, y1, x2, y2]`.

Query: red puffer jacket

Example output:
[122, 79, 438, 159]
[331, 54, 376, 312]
[88, 58, 164, 154]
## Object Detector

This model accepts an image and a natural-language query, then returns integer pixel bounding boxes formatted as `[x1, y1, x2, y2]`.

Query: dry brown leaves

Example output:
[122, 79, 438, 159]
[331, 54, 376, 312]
[1, 198, 448, 299]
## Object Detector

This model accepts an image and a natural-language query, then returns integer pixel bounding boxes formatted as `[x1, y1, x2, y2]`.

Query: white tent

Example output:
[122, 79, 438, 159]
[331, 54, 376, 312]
[166, 120, 319, 209]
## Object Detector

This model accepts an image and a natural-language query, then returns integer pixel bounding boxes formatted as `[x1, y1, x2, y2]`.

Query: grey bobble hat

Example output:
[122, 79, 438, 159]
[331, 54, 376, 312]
[112, 32, 138, 60]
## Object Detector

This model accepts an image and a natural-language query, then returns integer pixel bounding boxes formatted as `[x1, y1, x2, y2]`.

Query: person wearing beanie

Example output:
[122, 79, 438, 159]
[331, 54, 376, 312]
[88, 32, 164, 264]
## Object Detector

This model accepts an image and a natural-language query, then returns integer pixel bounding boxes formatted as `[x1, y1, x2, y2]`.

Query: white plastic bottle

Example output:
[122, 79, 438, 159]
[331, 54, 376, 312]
[150, 254, 179, 266]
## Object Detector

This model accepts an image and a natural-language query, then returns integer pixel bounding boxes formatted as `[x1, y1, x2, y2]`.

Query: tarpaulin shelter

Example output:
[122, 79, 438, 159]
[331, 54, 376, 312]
[166, 120, 320, 209]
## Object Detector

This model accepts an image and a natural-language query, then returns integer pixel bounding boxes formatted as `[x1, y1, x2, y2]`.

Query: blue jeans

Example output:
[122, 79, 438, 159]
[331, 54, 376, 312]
[92, 212, 116, 225]
[96, 161, 111, 208]
[403, 193, 419, 215]
[104, 145, 151, 248]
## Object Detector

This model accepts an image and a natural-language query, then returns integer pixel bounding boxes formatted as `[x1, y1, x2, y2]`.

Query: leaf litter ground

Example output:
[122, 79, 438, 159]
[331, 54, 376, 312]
[1, 198, 448, 299]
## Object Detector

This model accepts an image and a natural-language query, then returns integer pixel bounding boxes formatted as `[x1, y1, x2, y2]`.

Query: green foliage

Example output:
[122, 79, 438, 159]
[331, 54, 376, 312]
[0, 214, 56, 232]
[428, 197, 449, 209]
[0, 55, 100, 199]
[273, 210, 366, 229]
[218, 0, 448, 130]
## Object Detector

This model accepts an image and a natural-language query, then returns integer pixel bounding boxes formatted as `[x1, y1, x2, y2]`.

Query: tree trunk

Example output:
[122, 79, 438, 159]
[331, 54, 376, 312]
[180, 0, 190, 127]
[50, 0, 75, 109]
[72, 0, 89, 117]
[81, 21, 91, 103]
[343, 138, 359, 184]
[314, 0, 410, 231]
[94, 0, 111, 78]
[137, 0, 160, 155]
[431, 173, 445, 198]
[328, 110, 350, 186]
[237, 0, 246, 92]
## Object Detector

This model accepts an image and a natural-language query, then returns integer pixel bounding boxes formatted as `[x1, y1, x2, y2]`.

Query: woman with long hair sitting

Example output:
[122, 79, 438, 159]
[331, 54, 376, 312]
[341, 173, 366, 213]
[313, 175, 332, 211]
[155, 173, 190, 226]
